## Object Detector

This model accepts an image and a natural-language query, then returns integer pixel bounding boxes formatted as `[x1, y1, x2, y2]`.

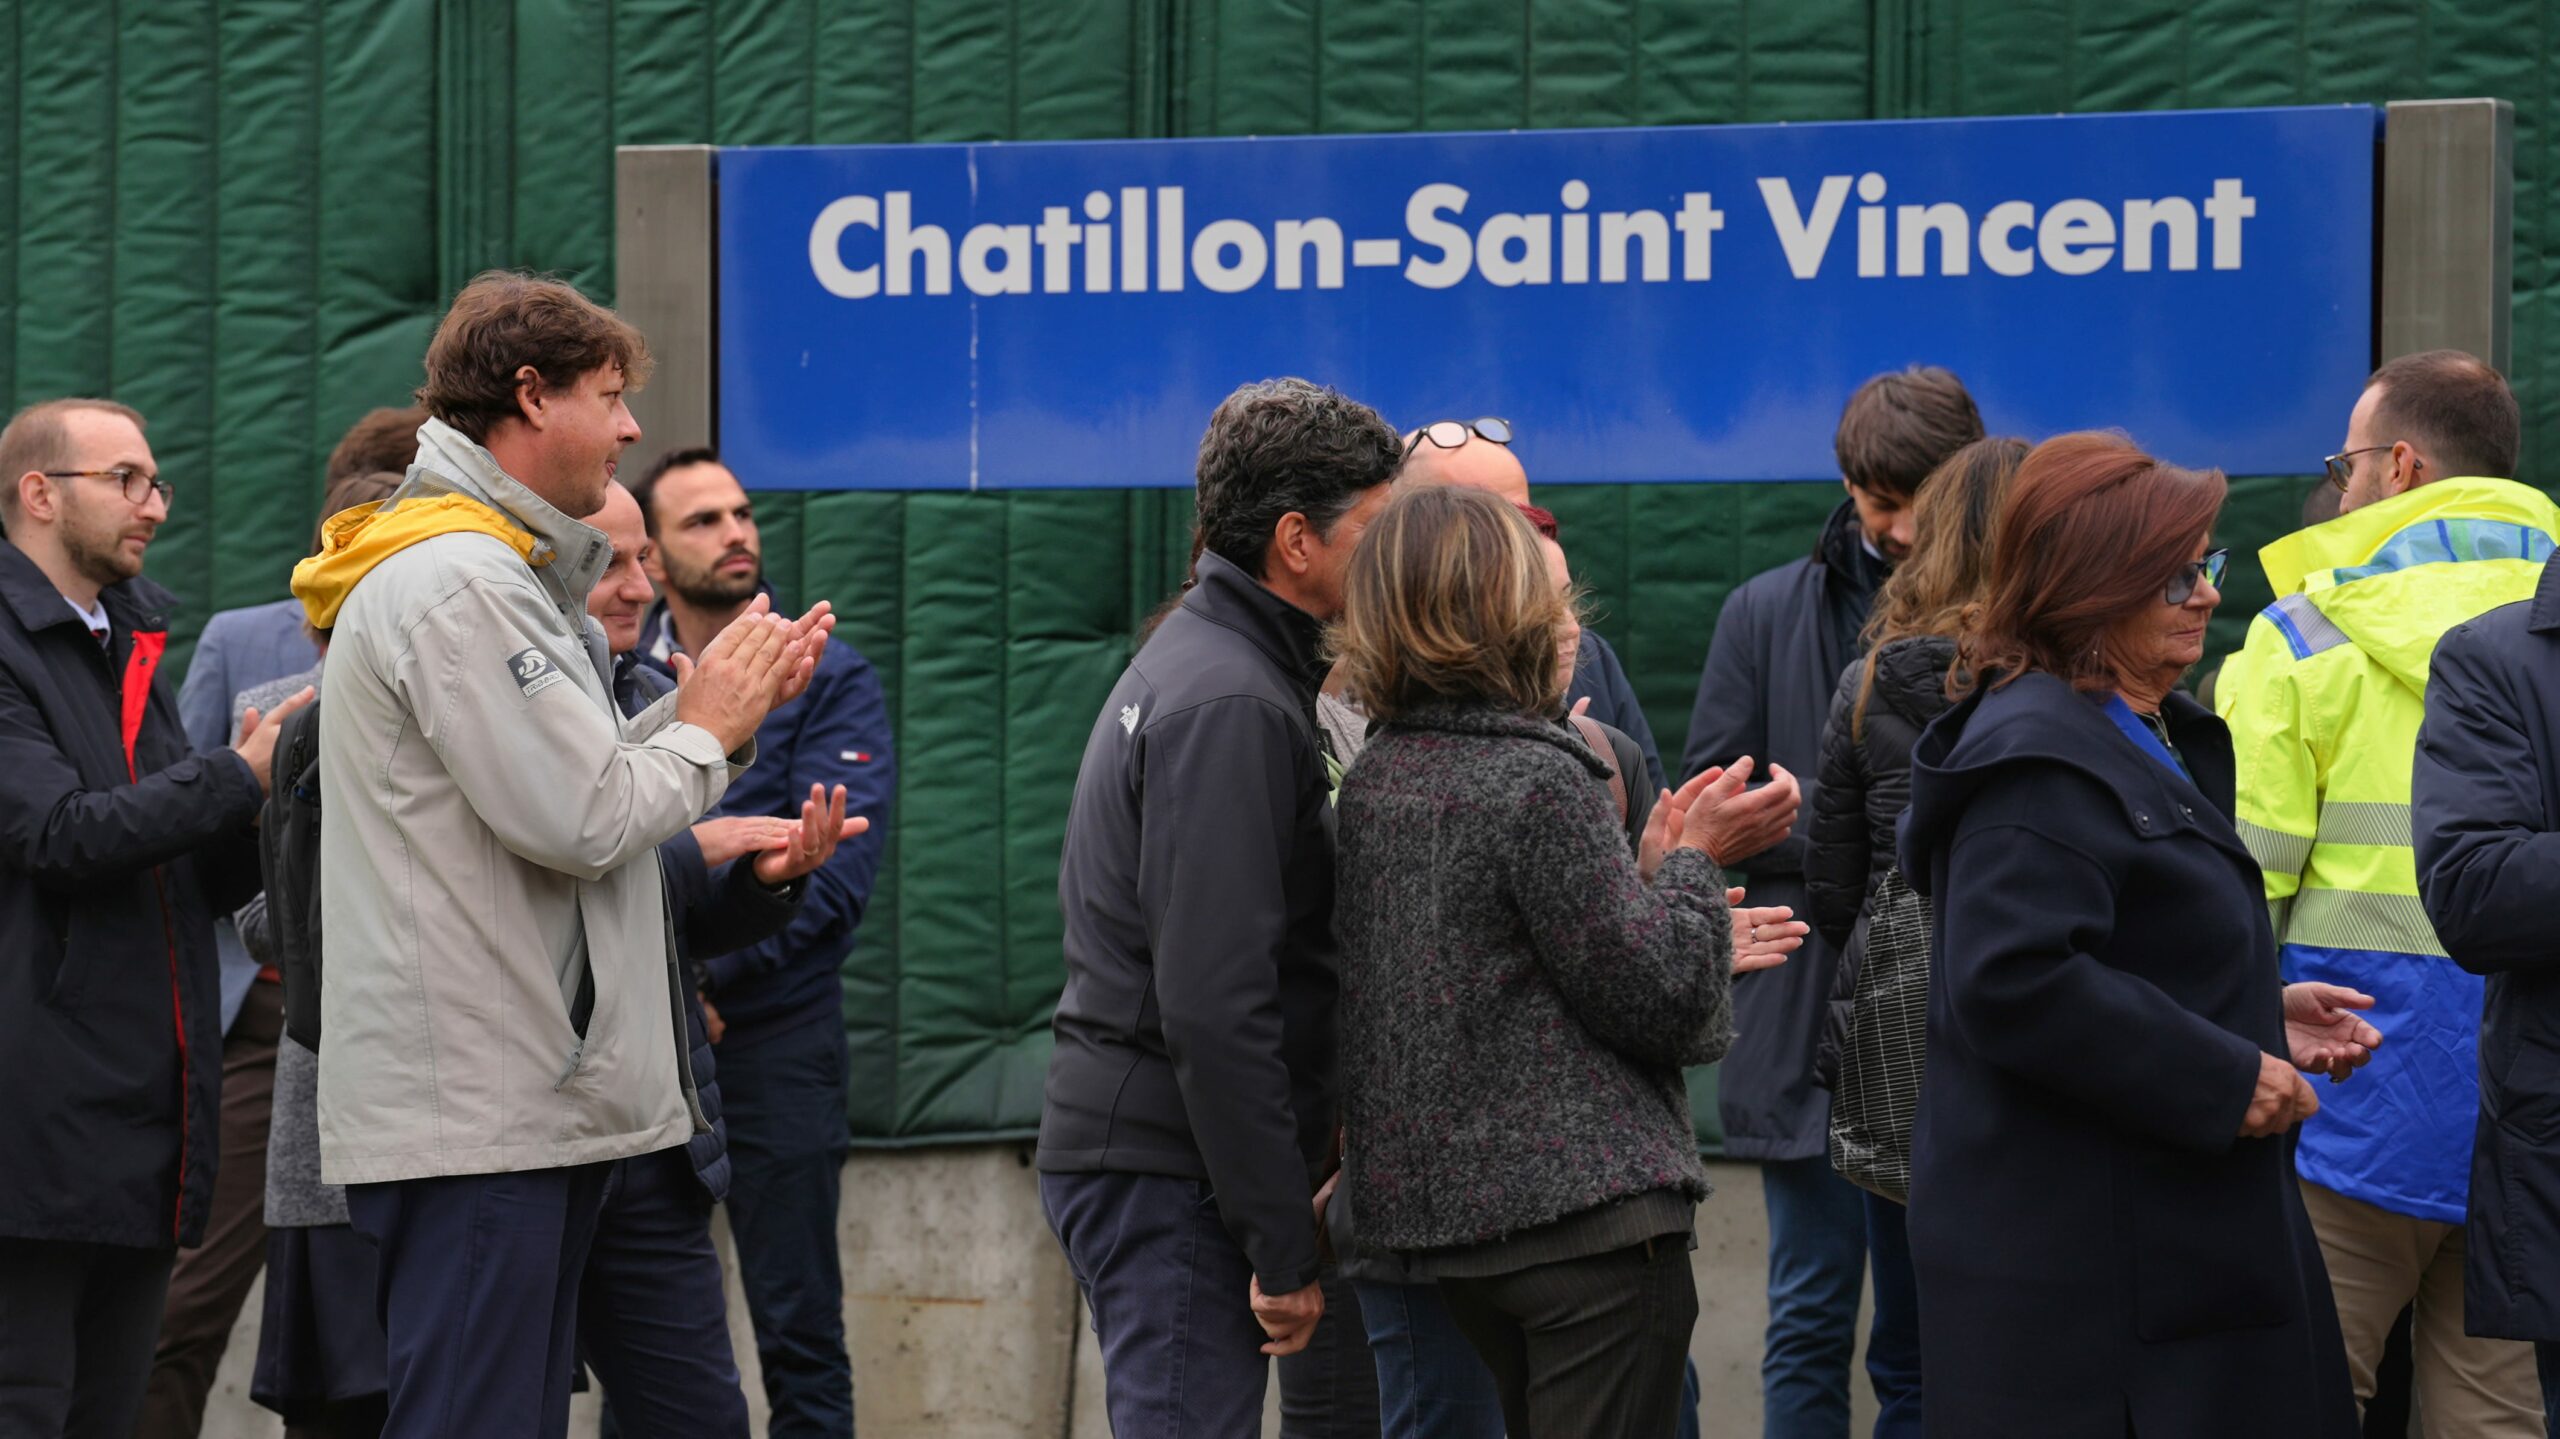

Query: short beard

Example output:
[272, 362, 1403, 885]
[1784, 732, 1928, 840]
[666, 553, 762, 610]
[63, 515, 142, 587]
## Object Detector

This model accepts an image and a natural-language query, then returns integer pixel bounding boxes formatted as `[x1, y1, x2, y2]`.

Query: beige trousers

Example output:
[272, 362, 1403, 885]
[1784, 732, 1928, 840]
[2299, 1179, 2542, 1438]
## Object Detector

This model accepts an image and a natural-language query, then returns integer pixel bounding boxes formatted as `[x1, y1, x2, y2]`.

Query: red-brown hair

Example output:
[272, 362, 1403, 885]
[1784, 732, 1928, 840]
[1960, 432, 2226, 694]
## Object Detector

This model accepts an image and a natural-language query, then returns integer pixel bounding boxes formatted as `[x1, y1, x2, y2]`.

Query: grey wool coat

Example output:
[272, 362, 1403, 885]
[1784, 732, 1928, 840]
[1335, 701, 1737, 1253]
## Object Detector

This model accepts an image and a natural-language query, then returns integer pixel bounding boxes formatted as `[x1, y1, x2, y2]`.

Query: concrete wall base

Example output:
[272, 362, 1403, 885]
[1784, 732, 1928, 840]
[200, 1150, 1867, 1438]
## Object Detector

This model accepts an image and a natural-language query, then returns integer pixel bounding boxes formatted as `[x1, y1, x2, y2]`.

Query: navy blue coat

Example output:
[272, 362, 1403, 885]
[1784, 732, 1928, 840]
[1900, 672, 2355, 1437]
[2413, 555, 2560, 1342]
[0, 544, 265, 1248]
[1682, 500, 1884, 1158]
[615, 655, 801, 1201]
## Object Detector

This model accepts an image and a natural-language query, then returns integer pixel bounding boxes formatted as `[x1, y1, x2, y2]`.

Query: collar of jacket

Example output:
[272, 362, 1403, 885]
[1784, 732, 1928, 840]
[1810, 496, 1864, 573]
[635, 580, 783, 670]
[1383, 698, 1615, 779]
[405, 418, 613, 601]
[1181, 551, 1330, 698]
[0, 538, 175, 637]
[2256, 475, 2560, 597]
[1904, 670, 2246, 876]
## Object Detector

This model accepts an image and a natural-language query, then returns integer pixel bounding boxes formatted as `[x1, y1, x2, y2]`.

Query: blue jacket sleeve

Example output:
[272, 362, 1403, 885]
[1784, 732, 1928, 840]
[177, 615, 237, 752]
[657, 826, 804, 974]
[2414, 629, 2560, 974]
[698, 646, 896, 995]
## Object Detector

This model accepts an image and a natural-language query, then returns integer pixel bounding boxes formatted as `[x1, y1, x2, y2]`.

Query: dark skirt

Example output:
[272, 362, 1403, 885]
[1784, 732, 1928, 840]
[252, 1223, 388, 1419]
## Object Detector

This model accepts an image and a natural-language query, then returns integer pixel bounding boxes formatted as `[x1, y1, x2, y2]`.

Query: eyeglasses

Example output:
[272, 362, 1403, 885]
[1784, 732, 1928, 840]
[2166, 549, 2229, 606]
[1403, 417, 1514, 453]
[43, 466, 172, 507]
[2321, 446, 2414, 494]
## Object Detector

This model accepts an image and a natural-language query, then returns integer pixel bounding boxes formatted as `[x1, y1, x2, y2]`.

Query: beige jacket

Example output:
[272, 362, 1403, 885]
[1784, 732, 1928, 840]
[307, 420, 746, 1184]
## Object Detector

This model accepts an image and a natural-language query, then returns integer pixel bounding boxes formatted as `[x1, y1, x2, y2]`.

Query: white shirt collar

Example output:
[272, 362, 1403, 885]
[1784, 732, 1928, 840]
[63, 594, 109, 634]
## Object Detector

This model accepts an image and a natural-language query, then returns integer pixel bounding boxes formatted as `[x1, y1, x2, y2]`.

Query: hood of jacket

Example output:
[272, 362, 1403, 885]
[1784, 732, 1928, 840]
[1865, 635, 1958, 731]
[1902, 671, 2241, 891]
[290, 418, 606, 629]
[2253, 476, 2560, 694]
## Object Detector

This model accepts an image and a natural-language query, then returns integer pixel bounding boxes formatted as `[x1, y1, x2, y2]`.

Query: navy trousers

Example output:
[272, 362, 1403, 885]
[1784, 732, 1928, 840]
[1760, 1155, 1867, 1439]
[1352, 1280, 1505, 1439]
[345, 1163, 610, 1439]
[582, 1148, 748, 1438]
[1042, 1170, 1274, 1437]
[719, 1016, 853, 1438]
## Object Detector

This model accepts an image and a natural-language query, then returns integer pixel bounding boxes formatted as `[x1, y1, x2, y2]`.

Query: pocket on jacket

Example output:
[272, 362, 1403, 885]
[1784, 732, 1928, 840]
[2120, 1139, 2295, 1342]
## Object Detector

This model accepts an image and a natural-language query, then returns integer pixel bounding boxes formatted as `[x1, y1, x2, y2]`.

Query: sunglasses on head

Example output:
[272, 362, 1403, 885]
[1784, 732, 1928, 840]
[1403, 417, 1514, 453]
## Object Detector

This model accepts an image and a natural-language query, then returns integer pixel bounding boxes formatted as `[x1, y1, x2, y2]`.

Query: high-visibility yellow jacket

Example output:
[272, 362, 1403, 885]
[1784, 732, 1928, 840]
[2217, 476, 2560, 1223]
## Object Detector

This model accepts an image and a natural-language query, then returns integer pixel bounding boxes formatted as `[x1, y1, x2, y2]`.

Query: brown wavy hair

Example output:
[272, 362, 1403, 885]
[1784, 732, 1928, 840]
[418, 272, 651, 442]
[1959, 432, 2226, 695]
[1851, 435, 2028, 737]
[1334, 484, 1574, 722]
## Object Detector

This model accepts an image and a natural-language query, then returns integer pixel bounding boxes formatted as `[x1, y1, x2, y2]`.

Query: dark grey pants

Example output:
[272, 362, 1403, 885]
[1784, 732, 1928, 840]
[0, 1238, 175, 1439]
[1436, 1240, 1699, 1439]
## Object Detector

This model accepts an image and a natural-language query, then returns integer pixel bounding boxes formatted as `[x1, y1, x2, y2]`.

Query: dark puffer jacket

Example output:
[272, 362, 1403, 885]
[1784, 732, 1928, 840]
[1336, 702, 1735, 1252]
[1806, 636, 1955, 1083]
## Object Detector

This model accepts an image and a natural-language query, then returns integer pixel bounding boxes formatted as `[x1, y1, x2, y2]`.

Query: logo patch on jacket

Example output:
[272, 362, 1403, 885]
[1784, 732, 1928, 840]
[1120, 703, 1142, 736]
[507, 647, 566, 699]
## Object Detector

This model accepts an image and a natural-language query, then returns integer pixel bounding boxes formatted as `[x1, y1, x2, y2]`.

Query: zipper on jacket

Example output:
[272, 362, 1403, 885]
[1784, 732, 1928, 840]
[120, 631, 192, 1243]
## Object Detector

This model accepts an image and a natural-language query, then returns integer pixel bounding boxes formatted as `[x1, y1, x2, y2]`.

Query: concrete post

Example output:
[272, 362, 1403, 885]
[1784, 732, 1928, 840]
[2380, 99, 2514, 368]
[615, 145, 720, 451]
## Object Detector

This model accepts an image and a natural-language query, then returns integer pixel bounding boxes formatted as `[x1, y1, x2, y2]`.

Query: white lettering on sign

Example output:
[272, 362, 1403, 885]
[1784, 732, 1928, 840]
[806, 178, 2257, 299]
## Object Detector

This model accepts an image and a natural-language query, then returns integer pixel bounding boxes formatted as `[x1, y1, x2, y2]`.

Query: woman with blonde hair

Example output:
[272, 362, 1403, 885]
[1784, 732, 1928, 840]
[1331, 482, 1786, 1437]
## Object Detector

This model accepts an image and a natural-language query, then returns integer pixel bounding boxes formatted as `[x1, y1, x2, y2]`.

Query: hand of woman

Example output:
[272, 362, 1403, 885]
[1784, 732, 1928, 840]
[2241, 1050, 2320, 1137]
[1672, 757, 1802, 864]
[2283, 981, 2383, 1080]
[1729, 888, 1805, 974]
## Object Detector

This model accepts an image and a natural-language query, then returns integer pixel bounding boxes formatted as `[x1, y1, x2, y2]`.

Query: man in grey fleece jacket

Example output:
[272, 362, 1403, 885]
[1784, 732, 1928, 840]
[1039, 378, 1401, 1436]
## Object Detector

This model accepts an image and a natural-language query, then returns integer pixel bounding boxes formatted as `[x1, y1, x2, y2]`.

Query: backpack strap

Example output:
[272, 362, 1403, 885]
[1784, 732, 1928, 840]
[1567, 713, 1630, 823]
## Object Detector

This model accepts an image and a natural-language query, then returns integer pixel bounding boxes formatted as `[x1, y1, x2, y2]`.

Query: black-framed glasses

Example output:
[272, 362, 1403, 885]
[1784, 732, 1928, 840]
[2321, 445, 2411, 494]
[1403, 417, 1513, 453]
[42, 466, 171, 507]
[2166, 548, 2229, 606]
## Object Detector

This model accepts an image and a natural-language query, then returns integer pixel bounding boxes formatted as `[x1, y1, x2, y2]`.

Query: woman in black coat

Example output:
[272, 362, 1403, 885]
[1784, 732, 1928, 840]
[1897, 432, 2379, 1437]
[1803, 437, 2021, 1436]
[1808, 437, 2027, 1012]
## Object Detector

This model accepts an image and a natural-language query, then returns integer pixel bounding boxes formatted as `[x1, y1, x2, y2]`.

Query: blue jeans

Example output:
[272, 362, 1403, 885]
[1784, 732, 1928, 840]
[719, 1017, 853, 1439]
[346, 1163, 611, 1439]
[1352, 1280, 1504, 1439]
[583, 1148, 748, 1438]
[1042, 1170, 1271, 1437]
[1861, 1192, 1923, 1438]
[1760, 1156, 1865, 1439]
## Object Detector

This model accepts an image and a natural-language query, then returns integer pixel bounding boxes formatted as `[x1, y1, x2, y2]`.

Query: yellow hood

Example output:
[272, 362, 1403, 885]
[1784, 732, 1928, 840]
[291, 492, 545, 630]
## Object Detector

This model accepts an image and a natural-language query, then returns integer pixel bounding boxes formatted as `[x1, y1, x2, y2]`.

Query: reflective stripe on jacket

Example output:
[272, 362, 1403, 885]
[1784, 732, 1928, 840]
[2217, 475, 2560, 1223]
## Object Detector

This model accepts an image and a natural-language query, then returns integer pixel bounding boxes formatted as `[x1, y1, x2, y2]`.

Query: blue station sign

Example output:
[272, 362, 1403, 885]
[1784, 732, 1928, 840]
[715, 106, 2376, 489]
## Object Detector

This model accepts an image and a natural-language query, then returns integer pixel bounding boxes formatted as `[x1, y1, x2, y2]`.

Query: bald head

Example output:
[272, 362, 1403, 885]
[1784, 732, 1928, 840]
[1401, 435, 1530, 505]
